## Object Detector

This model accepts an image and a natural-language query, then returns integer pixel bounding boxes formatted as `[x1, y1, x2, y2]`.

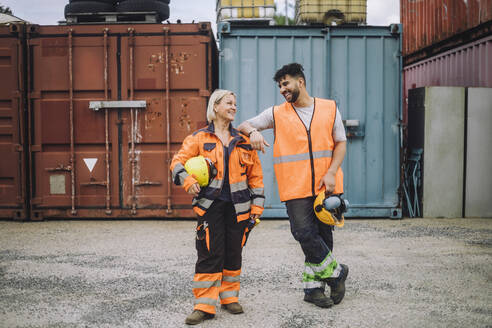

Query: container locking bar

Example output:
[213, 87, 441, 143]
[89, 100, 147, 111]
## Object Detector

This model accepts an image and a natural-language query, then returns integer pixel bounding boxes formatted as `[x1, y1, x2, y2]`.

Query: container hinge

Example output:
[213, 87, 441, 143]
[45, 164, 72, 172]
[135, 180, 162, 186]
[13, 144, 23, 152]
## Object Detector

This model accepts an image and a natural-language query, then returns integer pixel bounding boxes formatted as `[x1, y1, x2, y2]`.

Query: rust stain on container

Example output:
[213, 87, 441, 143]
[401, 0, 492, 58]
[26, 23, 218, 219]
[41, 38, 68, 57]
[0, 24, 29, 220]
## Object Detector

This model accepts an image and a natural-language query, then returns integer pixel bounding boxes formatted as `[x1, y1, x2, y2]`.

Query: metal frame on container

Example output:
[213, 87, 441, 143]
[0, 23, 30, 220]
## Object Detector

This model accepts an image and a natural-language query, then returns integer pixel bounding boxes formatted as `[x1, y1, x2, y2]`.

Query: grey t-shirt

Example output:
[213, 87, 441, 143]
[246, 101, 347, 142]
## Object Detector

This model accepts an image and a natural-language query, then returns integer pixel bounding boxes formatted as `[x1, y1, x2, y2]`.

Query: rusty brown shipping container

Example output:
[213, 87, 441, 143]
[0, 24, 29, 220]
[26, 23, 218, 219]
[401, 0, 492, 63]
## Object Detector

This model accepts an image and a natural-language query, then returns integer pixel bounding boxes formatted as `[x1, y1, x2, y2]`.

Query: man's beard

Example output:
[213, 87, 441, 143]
[288, 87, 300, 103]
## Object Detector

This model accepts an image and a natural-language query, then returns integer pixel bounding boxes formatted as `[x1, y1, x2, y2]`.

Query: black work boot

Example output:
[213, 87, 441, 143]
[325, 263, 349, 304]
[221, 302, 244, 314]
[185, 310, 214, 325]
[303, 289, 334, 308]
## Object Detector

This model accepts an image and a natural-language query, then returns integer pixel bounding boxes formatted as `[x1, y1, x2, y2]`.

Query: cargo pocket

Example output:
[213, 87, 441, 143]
[241, 227, 251, 248]
[238, 149, 254, 166]
[238, 149, 253, 176]
[196, 220, 211, 252]
[202, 143, 216, 161]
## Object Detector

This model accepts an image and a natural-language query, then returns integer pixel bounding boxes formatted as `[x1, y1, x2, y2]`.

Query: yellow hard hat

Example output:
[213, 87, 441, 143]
[313, 192, 346, 227]
[184, 156, 215, 187]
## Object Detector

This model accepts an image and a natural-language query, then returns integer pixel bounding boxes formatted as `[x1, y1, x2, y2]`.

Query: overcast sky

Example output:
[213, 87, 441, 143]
[1, 0, 399, 29]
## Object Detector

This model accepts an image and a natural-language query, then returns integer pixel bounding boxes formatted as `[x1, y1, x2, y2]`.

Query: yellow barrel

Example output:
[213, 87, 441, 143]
[296, 0, 367, 25]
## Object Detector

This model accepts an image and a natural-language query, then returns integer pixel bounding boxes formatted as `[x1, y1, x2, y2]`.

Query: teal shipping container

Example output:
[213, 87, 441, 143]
[218, 23, 402, 218]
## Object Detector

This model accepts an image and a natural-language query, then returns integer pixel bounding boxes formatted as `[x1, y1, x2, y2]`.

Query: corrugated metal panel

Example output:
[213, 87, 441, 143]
[27, 23, 217, 219]
[0, 24, 29, 220]
[403, 35, 492, 122]
[219, 24, 402, 218]
[401, 0, 492, 56]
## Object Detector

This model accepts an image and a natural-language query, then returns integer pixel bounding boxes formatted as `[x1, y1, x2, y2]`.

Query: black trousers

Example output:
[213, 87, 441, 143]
[285, 196, 334, 264]
[195, 200, 249, 273]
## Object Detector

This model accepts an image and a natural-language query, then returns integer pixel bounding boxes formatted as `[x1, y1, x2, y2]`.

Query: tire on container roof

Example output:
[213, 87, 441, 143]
[70, 0, 118, 4]
[116, 0, 169, 21]
[65, 1, 115, 16]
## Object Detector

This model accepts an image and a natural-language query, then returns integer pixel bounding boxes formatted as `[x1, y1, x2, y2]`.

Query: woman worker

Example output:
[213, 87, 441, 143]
[170, 89, 265, 325]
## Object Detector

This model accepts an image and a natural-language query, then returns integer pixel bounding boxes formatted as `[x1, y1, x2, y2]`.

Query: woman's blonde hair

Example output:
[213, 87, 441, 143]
[206, 89, 236, 123]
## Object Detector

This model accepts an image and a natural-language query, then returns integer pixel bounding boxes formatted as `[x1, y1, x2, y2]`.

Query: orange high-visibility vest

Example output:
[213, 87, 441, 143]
[273, 98, 343, 201]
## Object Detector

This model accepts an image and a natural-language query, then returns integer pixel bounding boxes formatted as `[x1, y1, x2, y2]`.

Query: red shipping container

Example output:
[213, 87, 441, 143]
[27, 23, 218, 219]
[0, 24, 29, 220]
[401, 0, 492, 59]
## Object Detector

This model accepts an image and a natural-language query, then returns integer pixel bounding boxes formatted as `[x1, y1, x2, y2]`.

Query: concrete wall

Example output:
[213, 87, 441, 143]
[423, 87, 465, 218]
[465, 88, 492, 217]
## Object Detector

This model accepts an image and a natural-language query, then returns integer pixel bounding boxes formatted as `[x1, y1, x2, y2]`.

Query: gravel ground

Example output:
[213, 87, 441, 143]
[0, 218, 491, 328]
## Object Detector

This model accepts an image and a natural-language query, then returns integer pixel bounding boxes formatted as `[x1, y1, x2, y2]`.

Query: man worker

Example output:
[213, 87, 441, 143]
[237, 63, 348, 308]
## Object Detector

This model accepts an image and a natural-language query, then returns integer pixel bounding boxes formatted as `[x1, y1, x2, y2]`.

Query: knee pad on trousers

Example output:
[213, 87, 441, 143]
[292, 226, 316, 243]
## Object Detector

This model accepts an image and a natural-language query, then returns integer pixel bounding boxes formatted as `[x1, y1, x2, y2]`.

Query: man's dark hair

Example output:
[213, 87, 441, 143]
[273, 63, 306, 84]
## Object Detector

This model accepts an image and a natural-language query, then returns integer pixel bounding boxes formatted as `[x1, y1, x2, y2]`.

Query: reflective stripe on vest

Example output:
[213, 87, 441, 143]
[273, 98, 343, 201]
[273, 150, 334, 165]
